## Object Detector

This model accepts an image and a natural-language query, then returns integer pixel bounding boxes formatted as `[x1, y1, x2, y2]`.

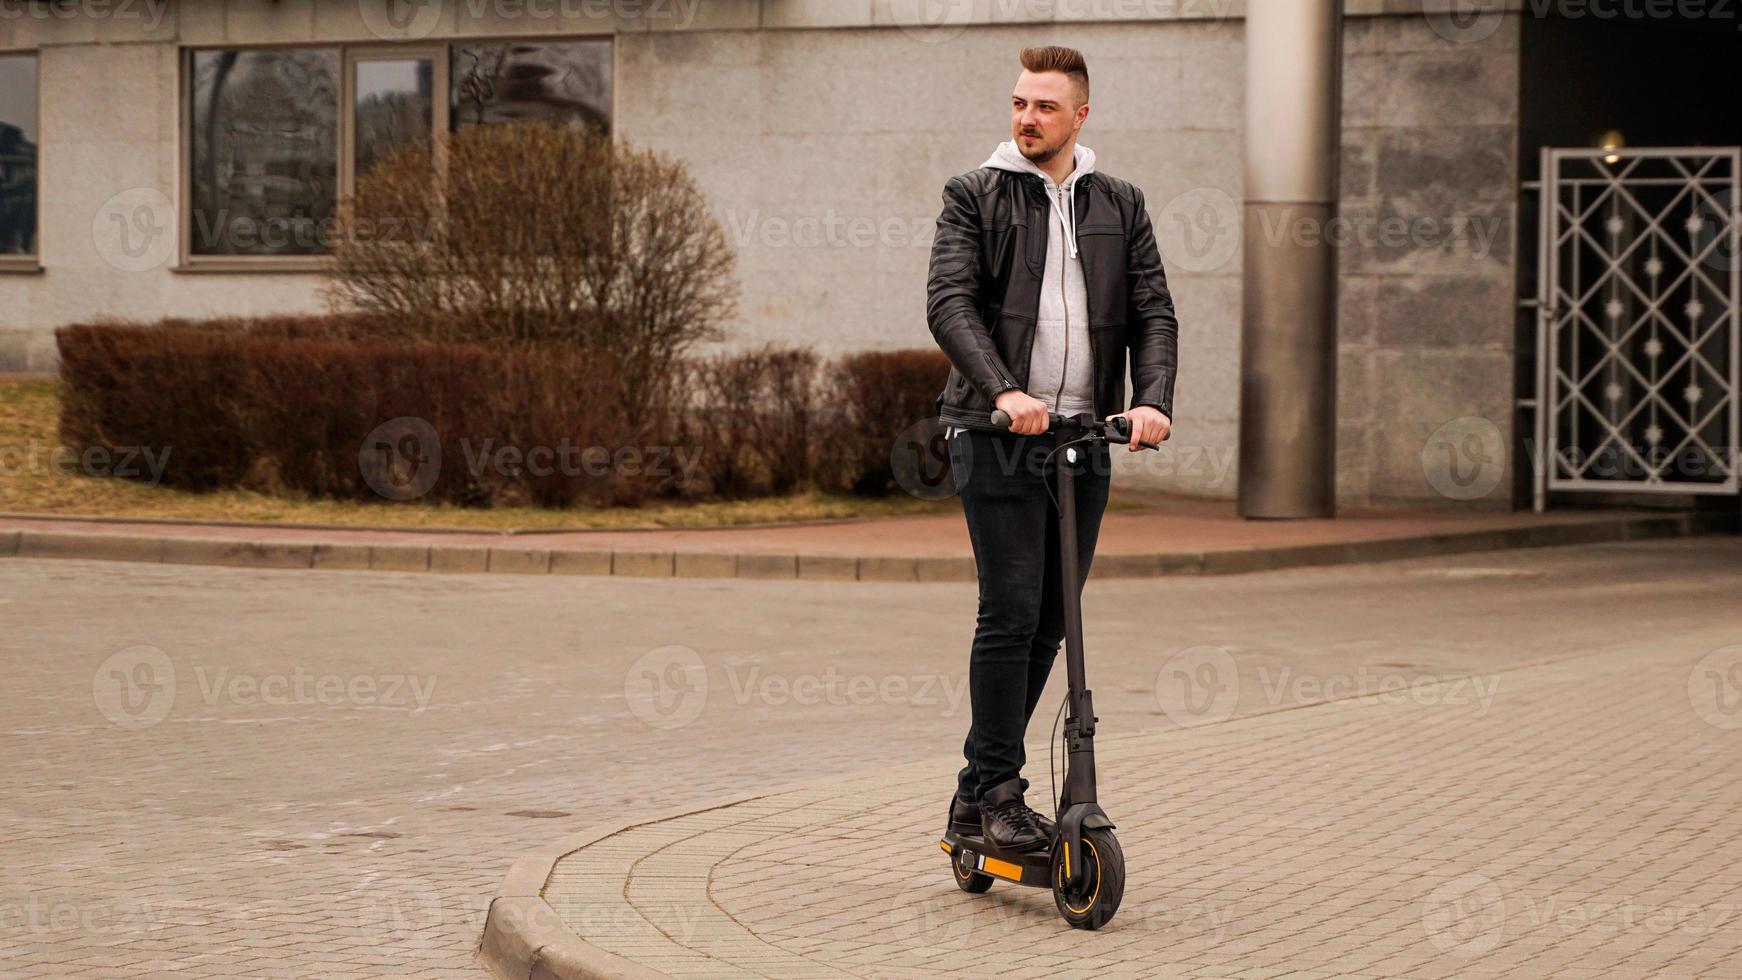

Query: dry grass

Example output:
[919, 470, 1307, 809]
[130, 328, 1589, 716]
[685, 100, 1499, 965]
[0, 378, 959, 530]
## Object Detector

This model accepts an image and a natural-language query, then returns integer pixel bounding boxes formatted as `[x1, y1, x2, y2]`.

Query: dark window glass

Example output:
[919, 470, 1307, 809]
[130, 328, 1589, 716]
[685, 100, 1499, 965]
[355, 57, 435, 177]
[450, 41, 611, 133]
[190, 48, 340, 256]
[0, 54, 38, 256]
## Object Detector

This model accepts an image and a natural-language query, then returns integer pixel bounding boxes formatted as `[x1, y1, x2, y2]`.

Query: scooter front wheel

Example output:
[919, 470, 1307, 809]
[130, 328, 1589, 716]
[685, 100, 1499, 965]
[1051, 828, 1124, 929]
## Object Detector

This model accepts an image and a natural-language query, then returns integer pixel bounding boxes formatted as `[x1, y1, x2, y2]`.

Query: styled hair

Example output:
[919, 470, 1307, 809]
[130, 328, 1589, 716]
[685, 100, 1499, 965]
[1019, 45, 1089, 105]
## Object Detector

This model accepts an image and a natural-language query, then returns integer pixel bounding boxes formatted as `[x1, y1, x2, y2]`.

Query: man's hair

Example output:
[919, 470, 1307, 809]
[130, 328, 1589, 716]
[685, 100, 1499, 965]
[1019, 45, 1089, 106]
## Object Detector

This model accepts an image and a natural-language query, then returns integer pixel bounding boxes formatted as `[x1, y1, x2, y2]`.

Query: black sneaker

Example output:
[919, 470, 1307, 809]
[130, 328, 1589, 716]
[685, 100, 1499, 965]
[1025, 802, 1057, 840]
[979, 778, 1047, 851]
[948, 796, 981, 837]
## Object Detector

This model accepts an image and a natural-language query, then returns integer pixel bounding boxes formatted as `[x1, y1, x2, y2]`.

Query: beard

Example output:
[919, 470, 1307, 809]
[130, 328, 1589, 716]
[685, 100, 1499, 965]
[1016, 131, 1064, 165]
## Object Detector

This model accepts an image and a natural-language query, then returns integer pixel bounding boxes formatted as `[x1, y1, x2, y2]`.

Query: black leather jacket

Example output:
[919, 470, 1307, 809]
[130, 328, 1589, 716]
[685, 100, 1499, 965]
[926, 166, 1179, 430]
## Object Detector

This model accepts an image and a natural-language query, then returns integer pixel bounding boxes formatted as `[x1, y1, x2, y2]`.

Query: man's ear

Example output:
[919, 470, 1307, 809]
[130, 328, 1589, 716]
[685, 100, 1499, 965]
[1074, 102, 1090, 132]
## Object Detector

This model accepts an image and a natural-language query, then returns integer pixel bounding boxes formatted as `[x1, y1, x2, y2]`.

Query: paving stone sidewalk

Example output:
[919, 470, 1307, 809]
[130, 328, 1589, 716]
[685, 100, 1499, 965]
[501, 622, 1742, 978]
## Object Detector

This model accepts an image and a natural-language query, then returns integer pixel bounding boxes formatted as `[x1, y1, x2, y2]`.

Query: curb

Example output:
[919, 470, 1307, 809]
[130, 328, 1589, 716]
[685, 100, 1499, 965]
[475, 788, 808, 980]
[0, 511, 1730, 582]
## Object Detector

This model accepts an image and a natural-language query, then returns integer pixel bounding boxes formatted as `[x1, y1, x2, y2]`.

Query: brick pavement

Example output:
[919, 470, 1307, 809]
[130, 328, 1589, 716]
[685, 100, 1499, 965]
[3, 537, 1740, 978]
[533, 609, 1742, 977]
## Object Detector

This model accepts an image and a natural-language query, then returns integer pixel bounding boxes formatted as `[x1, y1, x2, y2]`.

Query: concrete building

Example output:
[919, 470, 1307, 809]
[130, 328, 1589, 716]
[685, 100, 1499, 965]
[0, 1, 1736, 512]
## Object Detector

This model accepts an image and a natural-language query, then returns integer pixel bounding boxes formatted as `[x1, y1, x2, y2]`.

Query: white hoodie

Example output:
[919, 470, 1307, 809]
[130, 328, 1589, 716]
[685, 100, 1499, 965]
[981, 139, 1097, 417]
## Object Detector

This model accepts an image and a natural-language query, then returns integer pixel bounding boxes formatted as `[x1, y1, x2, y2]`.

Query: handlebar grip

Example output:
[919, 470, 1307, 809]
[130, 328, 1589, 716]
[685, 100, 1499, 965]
[989, 409, 1013, 429]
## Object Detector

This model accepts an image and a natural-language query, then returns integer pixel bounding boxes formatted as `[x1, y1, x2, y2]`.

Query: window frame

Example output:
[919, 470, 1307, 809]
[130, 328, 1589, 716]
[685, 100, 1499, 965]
[178, 41, 344, 273]
[0, 49, 42, 274]
[177, 36, 612, 274]
[340, 44, 451, 207]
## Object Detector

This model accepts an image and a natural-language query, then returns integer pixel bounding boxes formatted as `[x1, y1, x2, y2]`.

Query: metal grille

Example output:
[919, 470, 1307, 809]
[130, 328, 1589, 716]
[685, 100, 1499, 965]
[1535, 148, 1741, 507]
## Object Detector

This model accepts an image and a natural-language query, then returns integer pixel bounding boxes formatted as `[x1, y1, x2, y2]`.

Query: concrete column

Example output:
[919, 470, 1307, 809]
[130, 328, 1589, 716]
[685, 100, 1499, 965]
[1239, 0, 1342, 518]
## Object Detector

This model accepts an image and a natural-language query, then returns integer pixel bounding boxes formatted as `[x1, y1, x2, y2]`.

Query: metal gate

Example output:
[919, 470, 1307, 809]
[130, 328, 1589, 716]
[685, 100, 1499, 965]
[1534, 147, 1740, 510]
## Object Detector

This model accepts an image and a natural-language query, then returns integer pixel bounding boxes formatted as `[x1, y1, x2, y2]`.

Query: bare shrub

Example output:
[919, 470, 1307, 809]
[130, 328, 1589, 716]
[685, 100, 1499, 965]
[322, 121, 737, 404]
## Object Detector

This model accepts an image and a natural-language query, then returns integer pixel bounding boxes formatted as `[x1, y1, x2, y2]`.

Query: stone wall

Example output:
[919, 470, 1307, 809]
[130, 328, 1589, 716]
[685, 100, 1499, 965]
[0, 1, 1524, 508]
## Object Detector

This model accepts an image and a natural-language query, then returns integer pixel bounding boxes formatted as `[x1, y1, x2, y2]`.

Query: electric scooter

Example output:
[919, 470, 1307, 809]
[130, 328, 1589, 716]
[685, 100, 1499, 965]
[938, 408, 1162, 930]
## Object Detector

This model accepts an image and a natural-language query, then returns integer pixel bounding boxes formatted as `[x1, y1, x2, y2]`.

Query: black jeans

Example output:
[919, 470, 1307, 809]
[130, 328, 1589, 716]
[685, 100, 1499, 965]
[949, 427, 1111, 803]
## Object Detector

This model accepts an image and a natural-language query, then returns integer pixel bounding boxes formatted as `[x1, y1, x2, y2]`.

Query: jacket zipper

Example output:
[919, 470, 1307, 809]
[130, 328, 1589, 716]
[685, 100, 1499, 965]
[1055, 182, 1069, 414]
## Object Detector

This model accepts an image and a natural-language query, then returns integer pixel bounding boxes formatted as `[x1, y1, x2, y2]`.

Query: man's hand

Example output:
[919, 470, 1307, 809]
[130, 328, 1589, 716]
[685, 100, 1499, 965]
[1109, 406, 1170, 451]
[994, 390, 1050, 435]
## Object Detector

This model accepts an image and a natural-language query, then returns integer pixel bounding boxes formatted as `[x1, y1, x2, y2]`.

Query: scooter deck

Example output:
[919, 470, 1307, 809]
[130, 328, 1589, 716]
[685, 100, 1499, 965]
[939, 830, 1052, 888]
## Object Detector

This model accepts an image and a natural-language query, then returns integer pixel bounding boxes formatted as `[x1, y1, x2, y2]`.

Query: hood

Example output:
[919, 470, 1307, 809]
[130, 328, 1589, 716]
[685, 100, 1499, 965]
[981, 139, 1097, 184]
[980, 139, 1097, 259]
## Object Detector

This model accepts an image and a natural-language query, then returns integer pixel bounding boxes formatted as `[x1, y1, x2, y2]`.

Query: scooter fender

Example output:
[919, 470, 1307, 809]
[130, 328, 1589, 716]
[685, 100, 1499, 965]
[1055, 803, 1115, 891]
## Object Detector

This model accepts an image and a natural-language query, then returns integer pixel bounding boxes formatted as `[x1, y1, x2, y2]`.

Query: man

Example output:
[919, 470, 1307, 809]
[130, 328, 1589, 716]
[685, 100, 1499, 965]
[927, 45, 1179, 852]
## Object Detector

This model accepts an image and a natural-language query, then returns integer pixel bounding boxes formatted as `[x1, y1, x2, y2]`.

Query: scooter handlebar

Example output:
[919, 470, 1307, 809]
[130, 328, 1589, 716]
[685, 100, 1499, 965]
[988, 409, 1163, 450]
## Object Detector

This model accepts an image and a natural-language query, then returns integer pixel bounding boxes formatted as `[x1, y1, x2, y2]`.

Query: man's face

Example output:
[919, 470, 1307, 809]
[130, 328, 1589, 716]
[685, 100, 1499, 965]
[1010, 69, 1087, 165]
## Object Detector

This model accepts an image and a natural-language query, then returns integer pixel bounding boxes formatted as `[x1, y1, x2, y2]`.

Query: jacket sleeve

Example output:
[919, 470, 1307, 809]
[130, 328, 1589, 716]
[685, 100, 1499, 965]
[926, 174, 1022, 402]
[1124, 186, 1179, 420]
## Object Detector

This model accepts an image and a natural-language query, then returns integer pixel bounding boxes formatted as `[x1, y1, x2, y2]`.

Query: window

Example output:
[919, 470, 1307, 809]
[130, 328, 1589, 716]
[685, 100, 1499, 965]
[188, 48, 341, 258]
[0, 52, 39, 267]
[451, 40, 611, 134]
[183, 39, 612, 269]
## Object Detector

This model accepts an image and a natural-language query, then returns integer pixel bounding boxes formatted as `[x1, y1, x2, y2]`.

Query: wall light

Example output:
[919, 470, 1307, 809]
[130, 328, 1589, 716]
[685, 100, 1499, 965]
[1600, 130, 1626, 165]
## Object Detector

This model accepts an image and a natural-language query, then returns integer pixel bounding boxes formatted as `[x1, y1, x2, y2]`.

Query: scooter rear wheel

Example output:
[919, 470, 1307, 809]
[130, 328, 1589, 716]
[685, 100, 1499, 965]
[952, 850, 994, 893]
[1050, 828, 1124, 929]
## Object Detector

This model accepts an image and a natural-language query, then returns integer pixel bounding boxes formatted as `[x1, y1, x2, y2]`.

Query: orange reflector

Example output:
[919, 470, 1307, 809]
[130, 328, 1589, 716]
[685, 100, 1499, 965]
[982, 856, 1024, 881]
